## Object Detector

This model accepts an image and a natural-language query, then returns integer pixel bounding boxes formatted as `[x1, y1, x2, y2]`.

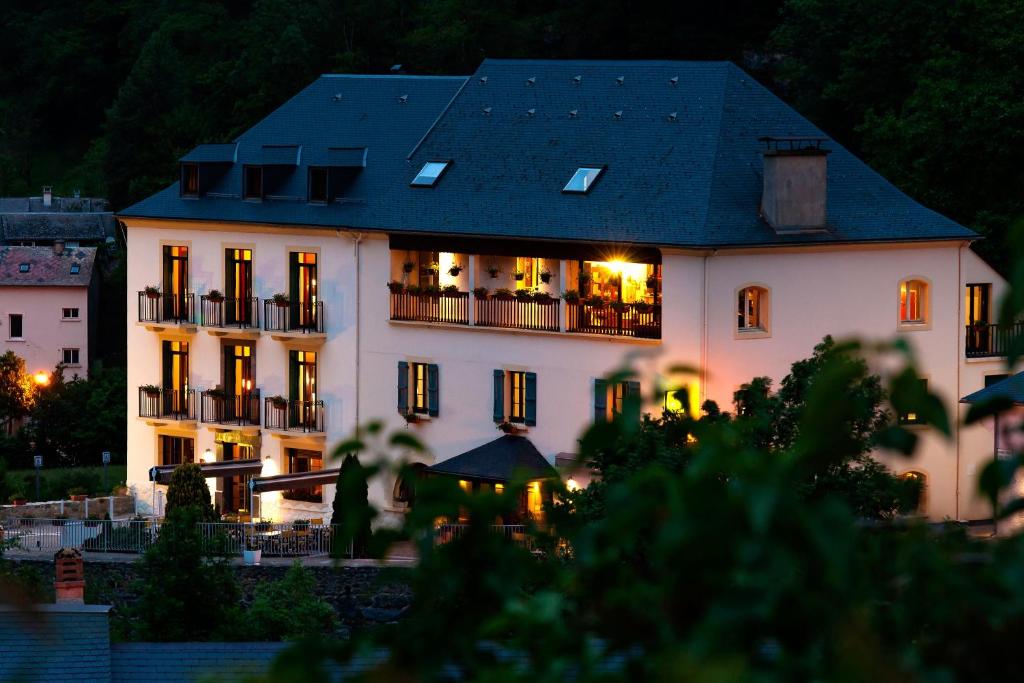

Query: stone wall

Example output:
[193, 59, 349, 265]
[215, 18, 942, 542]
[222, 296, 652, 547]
[0, 496, 137, 523]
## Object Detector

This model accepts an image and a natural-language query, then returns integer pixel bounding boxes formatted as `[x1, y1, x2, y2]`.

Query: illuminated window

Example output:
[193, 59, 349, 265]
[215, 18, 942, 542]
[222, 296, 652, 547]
[899, 279, 928, 324]
[898, 378, 928, 425]
[283, 448, 323, 503]
[412, 362, 428, 414]
[737, 286, 767, 331]
[158, 435, 194, 466]
[580, 260, 657, 303]
[900, 471, 927, 513]
[411, 161, 449, 187]
[664, 388, 688, 414]
[563, 167, 604, 193]
[509, 371, 527, 423]
[181, 163, 199, 196]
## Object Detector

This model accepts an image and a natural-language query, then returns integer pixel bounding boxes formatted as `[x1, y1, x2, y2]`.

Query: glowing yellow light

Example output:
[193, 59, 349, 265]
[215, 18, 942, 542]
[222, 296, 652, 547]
[33, 371, 50, 386]
[494, 483, 504, 494]
[566, 478, 580, 492]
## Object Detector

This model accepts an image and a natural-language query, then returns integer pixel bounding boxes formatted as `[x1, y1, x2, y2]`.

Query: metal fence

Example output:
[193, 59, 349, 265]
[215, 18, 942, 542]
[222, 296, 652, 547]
[390, 291, 469, 325]
[434, 524, 532, 550]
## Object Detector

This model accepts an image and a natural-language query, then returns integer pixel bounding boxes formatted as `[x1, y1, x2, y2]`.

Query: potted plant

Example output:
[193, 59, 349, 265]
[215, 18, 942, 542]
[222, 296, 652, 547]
[561, 290, 581, 304]
[244, 535, 262, 565]
[578, 272, 591, 287]
[420, 284, 441, 297]
[442, 284, 460, 295]
[610, 300, 629, 312]
[406, 284, 422, 296]
[144, 285, 161, 299]
[646, 274, 658, 289]
[585, 295, 606, 308]
[486, 264, 501, 279]
[68, 486, 88, 502]
[533, 291, 554, 303]
[514, 289, 533, 302]
[472, 286, 489, 299]
[140, 384, 161, 397]
[269, 394, 288, 409]
[539, 269, 553, 284]
[634, 301, 654, 314]
[387, 281, 405, 294]
[402, 261, 415, 274]
[448, 263, 463, 277]
[425, 262, 440, 276]
[513, 270, 526, 282]
[207, 289, 225, 303]
[402, 409, 422, 425]
[497, 421, 523, 434]
[271, 293, 289, 308]
[494, 288, 515, 300]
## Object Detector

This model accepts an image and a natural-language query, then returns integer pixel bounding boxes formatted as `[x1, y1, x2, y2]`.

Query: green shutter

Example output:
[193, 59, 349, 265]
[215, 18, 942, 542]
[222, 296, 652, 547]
[427, 364, 439, 417]
[493, 369, 505, 422]
[594, 379, 607, 422]
[397, 361, 409, 413]
[289, 351, 300, 401]
[525, 372, 537, 427]
[626, 380, 642, 421]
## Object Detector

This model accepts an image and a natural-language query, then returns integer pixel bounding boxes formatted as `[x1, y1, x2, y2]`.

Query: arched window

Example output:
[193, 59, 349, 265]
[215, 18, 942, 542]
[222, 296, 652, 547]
[737, 285, 769, 333]
[393, 463, 427, 508]
[900, 471, 927, 514]
[899, 279, 929, 325]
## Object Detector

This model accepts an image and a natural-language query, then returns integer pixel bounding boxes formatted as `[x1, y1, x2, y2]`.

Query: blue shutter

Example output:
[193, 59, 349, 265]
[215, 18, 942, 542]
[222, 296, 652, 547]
[626, 380, 642, 421]
[525, 372, 537, 426]
[626, 380, 640, 398]
[427, 364, 439, 417]
[397, 361, 408, 413]
[493, 370, 505, 422]
[594, 379, 607, 422]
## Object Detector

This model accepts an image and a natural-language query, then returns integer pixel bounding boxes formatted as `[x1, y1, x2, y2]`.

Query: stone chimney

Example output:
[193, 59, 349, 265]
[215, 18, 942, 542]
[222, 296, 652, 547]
[760, 137, 829, 233]
[54, 547, 85, 603]
[42, 186, 53, 208]
[53, 239, 65, 255]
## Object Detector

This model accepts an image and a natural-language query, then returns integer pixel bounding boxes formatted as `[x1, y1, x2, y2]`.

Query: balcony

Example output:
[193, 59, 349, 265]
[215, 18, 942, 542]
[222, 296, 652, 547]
[566, 301, 661, 339]
[137, 387, 196, 424]
[264, 398, 326, 436]
[390, 289, 469, 325]
[200, 295, 260, 337]
[474, 292, 559, 332]
[263, 300, 325, 340]
[200, 390, 261, 429]
[137, 292, 196, 332]
[965, 322, 1024, 358]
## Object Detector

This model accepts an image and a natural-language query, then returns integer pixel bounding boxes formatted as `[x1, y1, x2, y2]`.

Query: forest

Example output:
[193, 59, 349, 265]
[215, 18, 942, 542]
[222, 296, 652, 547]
[0, 0, 1022, 271]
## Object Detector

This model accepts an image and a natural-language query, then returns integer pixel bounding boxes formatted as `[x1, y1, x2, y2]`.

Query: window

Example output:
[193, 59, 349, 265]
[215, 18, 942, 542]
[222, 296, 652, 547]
[158, 435, 194, 466]
[664, 387, 689, 414]
[966, 283, 992, 354]
[410, 161, 449, 187]
[62, 307, 79, 320]
[985, 374, 1009, 388]
[18, 263, 29, 273]
[8, 314, 22, 339]
[181, 163, 199, 196]
[61, 348, 80, 365]
[397, 361, 439, 417]
[737, 286, 767, 331]
[493, 369, 536, 426]
[594, 379, 641, 422]
[243, 165, 263, 200]
[899, 279, 929, 325]
[563, 167, 604, 193]
[900, 471, 927, 514]
[578, 260, 659, 304]
[898, 378, 928, 425]
[283, 448, 323, 503]
[309, 167, 329, 203]
[70, 264, 80, 275]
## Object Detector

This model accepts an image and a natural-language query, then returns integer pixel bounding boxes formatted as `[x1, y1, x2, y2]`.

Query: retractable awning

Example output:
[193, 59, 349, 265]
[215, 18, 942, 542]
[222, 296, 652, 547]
[961, 372, 1024, 405]
[248, 468, 340, 494]
[149, 459, 263, 485]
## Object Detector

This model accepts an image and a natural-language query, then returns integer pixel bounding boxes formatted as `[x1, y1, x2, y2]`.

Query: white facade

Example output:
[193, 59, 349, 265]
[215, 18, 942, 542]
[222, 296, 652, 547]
[125, 217, 1010, 523]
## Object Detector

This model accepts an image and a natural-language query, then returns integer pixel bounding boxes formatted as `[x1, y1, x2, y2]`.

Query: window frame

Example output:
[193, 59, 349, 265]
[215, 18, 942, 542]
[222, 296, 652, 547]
[61, 348, 80, 366]
[898, 277, 931, 330]
[282, 447, 324, 503]
[62, 307, 80, 320]
[308, 166, 329, 204]
[412, 362, 429, 415]
[508, 370, 527, 424]
[410, 161, 451, 187]
[243, 165, 264, 200]
[562, 166, 605, 194]
[18, 263, 30, 273]
[734, 284, 771, 339]
[8, 313, 23, 340]
[158, 434, 194, 466]
[70, 264, 80, 275]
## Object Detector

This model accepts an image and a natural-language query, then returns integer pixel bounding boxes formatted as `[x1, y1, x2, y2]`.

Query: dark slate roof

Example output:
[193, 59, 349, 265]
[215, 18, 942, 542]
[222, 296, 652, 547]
[427, 435, 558, 482]
[1, 212, 115, 242]
[257, 144, 301, 166]
[120, 60, 976, 249]
[180, 143, 238, 163]
[0, 246, 97, 286]
[0, 604, 112, 682]
[961, 372, 1024, 405]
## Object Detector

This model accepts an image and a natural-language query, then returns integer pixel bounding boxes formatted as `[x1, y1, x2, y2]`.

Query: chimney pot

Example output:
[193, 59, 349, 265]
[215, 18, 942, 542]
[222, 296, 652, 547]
[54, 547, 85, 603]
[759, 137, 829, 233]
[42, 186, 53, 208]
[53, 239, 65, 255]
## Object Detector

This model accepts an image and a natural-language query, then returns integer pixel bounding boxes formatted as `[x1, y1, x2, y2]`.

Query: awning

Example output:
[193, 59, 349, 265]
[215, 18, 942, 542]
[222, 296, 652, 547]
[311, 146, 367, 168]
[961, 372, 1024, 405]
[426, 435, 558, 482]
[180, 143, 238, 163]
[249, 468, 340, 494]
[149, 459, 263, 484]
[255, 144, 301, 166]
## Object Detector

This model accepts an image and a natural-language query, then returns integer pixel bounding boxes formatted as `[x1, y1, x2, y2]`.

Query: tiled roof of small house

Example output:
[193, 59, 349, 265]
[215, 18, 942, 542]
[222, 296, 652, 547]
[0, 246, 96, 286]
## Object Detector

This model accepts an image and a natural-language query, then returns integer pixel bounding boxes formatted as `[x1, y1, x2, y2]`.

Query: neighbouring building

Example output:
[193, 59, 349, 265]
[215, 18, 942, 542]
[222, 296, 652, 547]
[120, 60, 1011, 524]
[0, 191, 118, 248]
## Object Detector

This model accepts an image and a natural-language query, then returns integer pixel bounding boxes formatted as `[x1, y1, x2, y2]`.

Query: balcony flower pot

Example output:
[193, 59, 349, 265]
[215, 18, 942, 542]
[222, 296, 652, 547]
[561, 290, 581, 304]
[141, 384, 161, 397]
[402, 261, 415, 274]
[472, 287, 489, 299]
[646, 275, 658, 289]
[402, 411, 422, 424]
[540, 270, 553, 284]
[425, 262, 440, 276]
[533, 292, 555, 303]
[493, 289, 515, 301]
[513, 271, 525, 282]
[634, 302, 654, 314]
[487, 265, 501, 278]
[514, 290, 533, 302]
[448, 264, 463, 276]
[441, 284, 460, 296]
[610, 301, 629, 312]
[269, 395, 288, 409]
[70, 494, 87, 502]
[244, 549, 262, 565]
[497, 421, 524, 434]
[387, 281, 405, 294]
[207, 290, 225, 303]
[144, 286, 161, 299]
[271, 293, 289, 308]
[585, 296, 606, 308]
[419, 285, 441, 297]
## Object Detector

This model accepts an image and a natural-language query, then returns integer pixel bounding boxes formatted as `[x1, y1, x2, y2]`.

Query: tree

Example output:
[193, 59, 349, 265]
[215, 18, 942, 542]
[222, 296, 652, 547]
[331, 454, 372, 558]
[247, 561, 337, 640]
[0, 352, 35, 435]
[165, 462, 215, 521]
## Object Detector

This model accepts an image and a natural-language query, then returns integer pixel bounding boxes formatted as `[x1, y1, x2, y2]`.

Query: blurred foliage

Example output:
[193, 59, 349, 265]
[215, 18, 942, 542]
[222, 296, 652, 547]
[0, 352, 37, 435]
[332, 453, 373, 559]
[247, 561, 338, 641]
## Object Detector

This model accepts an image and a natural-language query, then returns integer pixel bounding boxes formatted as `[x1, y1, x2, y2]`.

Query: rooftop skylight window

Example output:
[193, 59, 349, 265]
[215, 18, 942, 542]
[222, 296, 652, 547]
[18, 263, 29, 273]
[70, 264, 81, 274]
[563, 167, 604, 194]
[411, 161, 450, 187]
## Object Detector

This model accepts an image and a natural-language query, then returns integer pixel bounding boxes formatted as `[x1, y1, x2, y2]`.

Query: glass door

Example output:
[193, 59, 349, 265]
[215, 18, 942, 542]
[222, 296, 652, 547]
[223, 344, 254, 421]
[289, 350, 317, 428]
[161, 340, 189, 416]
[222, 442, 255, 514]
[225, 248, 253, 325]
[162, 245, 189, 320]
[289, 252, 317, 330]
[966, 283, 991, 354]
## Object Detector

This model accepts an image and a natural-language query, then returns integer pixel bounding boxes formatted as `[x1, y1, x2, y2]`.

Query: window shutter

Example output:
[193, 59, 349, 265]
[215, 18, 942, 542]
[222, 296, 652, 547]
[493, 369, 505, 423]
[427, 364, 440, 417]
[626, 380, 640, 398]
[397, 361, 409, 413]
[594, 379, 608, 422]
[626, 380, 642, 421]
[525, 372, 537, 426]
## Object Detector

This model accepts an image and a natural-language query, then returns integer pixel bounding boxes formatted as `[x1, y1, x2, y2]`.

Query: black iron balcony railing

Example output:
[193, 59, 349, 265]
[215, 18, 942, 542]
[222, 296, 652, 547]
[264, 300, 324, 334]
[201, 296, 260, 329]
[965, 322, 1024, 358]
[138, 387, 195, 420]
[200, 390, 261, 426]
[138, 292, 195, 324]
[264, 398, 325, 433]
[566, 302, 661, 339]
[475, 295, 559, 332]
[390, 291, 469, 325]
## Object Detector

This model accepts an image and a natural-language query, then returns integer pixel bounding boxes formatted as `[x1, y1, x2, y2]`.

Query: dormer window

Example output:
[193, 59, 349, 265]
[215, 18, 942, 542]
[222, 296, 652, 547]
[181, 163, 199, 197]
[18, 264, 29, 273]
[411, 161, 449, 187]
[309, 167, 329, 203]
[70, 264, 81, 275]
[563, 167, 604, 194]
[243, 166, 263, 200]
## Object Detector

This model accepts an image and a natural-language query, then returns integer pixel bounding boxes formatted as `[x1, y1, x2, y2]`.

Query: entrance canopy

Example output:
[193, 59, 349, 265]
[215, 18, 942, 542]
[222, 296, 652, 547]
[426, 435, 558, 482]
[961, 372, 1024, 406]
[249, 468, 340, 494]
[149, 459, 263, 485]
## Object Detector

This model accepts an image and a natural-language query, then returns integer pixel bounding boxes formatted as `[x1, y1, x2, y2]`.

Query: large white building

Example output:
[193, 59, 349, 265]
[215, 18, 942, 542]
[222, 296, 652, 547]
[120, 60, 1010, 523]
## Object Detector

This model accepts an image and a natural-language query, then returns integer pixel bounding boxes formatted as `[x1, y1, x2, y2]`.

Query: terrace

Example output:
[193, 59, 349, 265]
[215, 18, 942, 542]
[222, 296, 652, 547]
[264, 397, 326, 435]
[137, 386, 196, 423]
[136, 291, 196, 331]
[200, 294, 261, 336]
[965, 322, 1024, 358]
[200, 389, 261, 428]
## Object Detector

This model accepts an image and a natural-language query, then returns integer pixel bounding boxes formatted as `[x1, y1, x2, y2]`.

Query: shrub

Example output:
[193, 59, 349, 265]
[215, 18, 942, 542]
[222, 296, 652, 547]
[165, 463, 216, 520]
[331, 454, 371, 558]
[247, 561, 337, 640]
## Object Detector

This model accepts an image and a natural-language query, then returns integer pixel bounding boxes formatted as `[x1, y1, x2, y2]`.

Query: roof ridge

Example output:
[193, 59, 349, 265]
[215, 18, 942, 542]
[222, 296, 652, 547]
[406, 76, 471, 160]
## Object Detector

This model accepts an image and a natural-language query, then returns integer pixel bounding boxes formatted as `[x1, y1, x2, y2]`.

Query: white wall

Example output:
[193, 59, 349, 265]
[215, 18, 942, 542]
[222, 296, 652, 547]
[0, 285, 90, 377]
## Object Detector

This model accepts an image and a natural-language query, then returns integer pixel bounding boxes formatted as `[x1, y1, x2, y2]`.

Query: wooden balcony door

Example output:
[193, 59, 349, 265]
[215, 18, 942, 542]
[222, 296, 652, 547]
[225, 248, 252, 325]
[289, 350, 317, 428]
[161, 340, 189, 415]
[162, 245, 189, 319]
[289, 252, 317, 329]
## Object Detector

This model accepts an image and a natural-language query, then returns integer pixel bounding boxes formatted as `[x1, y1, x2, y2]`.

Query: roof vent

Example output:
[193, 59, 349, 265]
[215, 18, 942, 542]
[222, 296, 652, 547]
[332, 93, 342, 101]
[527, 108, 536, 117]
[398, 94, 409, 104]
[390, 64, 403, 72]
[569, 109, 578, 118]
[615, 76, 625, 85]
[526, 77, 536, 86]
[759, 136, 830, 233]
[670, 76, 679, 85]
[482, 106, 492, 116]
[613, 111, 623, 120]
[479, 76, 488, 84]
[572, 75, 582, 84]
[668, 112, 678, 121]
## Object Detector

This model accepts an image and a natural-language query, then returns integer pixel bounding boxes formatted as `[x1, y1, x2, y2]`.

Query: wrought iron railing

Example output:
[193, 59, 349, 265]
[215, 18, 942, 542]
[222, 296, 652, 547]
[475, 295, 559, 332]
[965, 322, 1024, 358]
[264, 300, 324, 333]
[434, 524, 533, 549]
[566, 302, 661, 339]
[137, 292, 195, 324]
[200, 390, 261, 426]
[138, 387, 195, 420]
[390, 291, 469, 325]
[264, 398, 325, 433]
[201, 295, 260, 329]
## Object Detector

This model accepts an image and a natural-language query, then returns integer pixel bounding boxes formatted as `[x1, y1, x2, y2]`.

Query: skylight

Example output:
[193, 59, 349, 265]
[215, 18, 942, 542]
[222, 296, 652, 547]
[411, 161, 449, 187]
[18, 263, 29, 273]
[563, 167, 604, 194]
[70, 264, 81, 274]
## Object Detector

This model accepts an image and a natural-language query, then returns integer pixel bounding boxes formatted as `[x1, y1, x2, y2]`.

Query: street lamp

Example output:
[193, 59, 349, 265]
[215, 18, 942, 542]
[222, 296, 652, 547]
[33, 371, 50, 386]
